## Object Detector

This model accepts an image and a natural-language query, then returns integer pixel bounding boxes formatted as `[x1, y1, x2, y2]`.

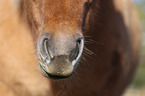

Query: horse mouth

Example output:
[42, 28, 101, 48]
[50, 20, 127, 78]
[36, 33, 84, 79]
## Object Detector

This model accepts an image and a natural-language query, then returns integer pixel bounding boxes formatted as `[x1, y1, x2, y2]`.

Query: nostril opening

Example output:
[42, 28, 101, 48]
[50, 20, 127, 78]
[36, 32, 52, 65]
[70, 38, 84, 66]
[69, 38, 82, 61]
[76, 38, 82, 43]
[43, 39, 51, 63]
[69, 44, 79, 61]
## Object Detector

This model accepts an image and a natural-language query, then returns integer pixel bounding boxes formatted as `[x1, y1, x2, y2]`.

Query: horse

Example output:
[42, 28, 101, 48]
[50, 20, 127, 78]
[0, 0, 141, 96]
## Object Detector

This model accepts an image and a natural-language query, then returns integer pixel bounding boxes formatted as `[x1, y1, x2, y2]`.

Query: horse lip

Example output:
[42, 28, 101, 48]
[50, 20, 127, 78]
[40, 64, 72, 79]
[39, 63, 74, 79]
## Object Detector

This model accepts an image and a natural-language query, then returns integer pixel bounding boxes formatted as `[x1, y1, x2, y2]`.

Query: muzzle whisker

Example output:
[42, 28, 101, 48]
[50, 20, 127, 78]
[80, 56, 89, 65]
[55, 81, 65, 96]
[84, 46, 95, 55]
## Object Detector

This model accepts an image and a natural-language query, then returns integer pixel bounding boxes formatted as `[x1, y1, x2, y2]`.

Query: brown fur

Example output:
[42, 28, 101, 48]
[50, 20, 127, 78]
[0, 0, 141, 96]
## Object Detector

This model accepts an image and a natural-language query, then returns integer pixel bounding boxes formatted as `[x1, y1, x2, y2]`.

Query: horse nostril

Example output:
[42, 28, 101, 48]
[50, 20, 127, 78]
[36, 33, 51, 65]
[70, 37, 84, 66]
[43, 39, 51, 64]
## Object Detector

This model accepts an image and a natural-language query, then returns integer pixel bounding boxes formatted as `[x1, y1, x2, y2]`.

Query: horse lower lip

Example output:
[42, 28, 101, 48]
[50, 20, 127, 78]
[46, 73, 72, 80]
[39, 57, 74, 78]
[40, 64, 73, 79]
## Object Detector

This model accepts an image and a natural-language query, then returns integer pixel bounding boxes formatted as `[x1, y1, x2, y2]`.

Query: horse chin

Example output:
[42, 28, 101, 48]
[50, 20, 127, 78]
[39, 60, 75, 80]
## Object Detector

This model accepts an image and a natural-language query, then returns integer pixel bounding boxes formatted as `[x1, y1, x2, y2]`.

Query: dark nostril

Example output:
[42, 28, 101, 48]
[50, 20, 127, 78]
[36, 33, 52, 64]
[76, 37, 82, 43]
[70, 37, 84, 66]
[69, 44, 79, 61]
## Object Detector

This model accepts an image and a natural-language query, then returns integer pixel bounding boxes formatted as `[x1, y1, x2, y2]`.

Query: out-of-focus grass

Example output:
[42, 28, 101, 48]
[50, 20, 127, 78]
[124, 58, 145, 96]
[124, 88, 145, 96]
[131, 60, 145, 88]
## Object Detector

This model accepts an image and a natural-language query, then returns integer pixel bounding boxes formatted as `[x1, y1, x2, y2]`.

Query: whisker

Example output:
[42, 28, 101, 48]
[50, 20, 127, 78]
[85, 39, 100, 45]
[56, 81, 65, 96]
[80, 56, 89, 65]
[84, 46, 95, 55]
[83, 36, 92, 38]
[71, 75, 80, 88]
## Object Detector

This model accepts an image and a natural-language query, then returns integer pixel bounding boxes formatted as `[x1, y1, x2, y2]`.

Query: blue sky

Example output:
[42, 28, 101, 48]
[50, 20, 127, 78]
[133, 0, 145, 4]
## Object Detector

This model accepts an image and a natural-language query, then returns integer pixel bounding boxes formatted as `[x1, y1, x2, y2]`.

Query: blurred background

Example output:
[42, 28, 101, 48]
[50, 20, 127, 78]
[124, 0, 145, 96]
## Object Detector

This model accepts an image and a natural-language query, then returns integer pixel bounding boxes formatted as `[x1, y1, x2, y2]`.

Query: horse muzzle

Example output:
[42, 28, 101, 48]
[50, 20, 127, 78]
[36, 32, 84, 79]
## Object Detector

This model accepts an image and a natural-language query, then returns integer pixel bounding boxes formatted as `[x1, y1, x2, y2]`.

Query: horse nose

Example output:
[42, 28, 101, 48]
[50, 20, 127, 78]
[69, 36, 84, 66]
[36, 32, 84, 79]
